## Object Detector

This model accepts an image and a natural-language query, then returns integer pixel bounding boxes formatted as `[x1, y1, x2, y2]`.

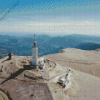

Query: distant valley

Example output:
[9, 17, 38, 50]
[0, 34, 100, 58]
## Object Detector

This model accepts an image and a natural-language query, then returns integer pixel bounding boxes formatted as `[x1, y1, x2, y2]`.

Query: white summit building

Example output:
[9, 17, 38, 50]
[32, 35, 38, 65]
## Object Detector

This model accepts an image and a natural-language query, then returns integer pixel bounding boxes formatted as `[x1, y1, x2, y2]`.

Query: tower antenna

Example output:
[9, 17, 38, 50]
[34, 34, 36, 41]
[34, 34, 36, 47]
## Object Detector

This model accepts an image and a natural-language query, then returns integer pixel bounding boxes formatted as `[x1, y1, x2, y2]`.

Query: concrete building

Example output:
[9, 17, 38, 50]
[32, 35, 38, 65]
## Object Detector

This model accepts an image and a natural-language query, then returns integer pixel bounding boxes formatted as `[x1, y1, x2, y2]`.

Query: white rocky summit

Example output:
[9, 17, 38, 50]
[0, 35, 100, 100]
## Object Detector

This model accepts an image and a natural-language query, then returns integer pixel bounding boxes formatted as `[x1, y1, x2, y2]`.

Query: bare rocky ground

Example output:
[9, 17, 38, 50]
[0, 48, 100, 100]
[46, 48, 100, 100]
[0, 56, 53, 100]
[46, 48, 100, 77]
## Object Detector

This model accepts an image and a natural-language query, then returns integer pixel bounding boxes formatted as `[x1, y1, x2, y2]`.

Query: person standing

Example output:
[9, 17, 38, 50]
[8, 52, 12, 60]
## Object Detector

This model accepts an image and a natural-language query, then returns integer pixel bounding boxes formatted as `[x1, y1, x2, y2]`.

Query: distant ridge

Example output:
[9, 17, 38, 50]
[0, 34, 100, 58]
[75, 43, 100, 50]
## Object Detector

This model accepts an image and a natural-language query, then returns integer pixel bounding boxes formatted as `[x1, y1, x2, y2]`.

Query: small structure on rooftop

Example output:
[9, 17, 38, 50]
[38, 57, 45, 70]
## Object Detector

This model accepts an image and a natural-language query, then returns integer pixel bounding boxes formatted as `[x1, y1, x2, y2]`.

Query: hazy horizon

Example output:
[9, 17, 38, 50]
[1, 32, 100, 38]
[0, 0, 100, 36]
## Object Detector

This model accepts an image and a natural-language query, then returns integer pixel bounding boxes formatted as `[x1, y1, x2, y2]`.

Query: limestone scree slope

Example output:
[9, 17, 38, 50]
[45, 48, 100, 100]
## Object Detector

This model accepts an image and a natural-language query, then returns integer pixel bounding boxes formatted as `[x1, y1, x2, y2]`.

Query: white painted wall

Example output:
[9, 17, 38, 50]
[32, 47, 38, 65]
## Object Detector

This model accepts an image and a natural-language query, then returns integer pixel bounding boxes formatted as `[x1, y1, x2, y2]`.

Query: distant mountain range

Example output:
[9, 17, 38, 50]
[0, 34, 100, 58]
[75, 43, 100, 50]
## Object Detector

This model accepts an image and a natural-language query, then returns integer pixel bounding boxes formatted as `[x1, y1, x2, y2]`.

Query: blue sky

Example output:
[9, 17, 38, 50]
[0, 0, 100, 36]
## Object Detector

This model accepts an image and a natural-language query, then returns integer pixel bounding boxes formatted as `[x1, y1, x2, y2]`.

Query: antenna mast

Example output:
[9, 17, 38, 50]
[34, 34, 36, 46]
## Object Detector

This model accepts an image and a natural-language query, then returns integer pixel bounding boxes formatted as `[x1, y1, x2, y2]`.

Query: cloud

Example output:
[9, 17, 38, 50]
[0, 18, 100, 36]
